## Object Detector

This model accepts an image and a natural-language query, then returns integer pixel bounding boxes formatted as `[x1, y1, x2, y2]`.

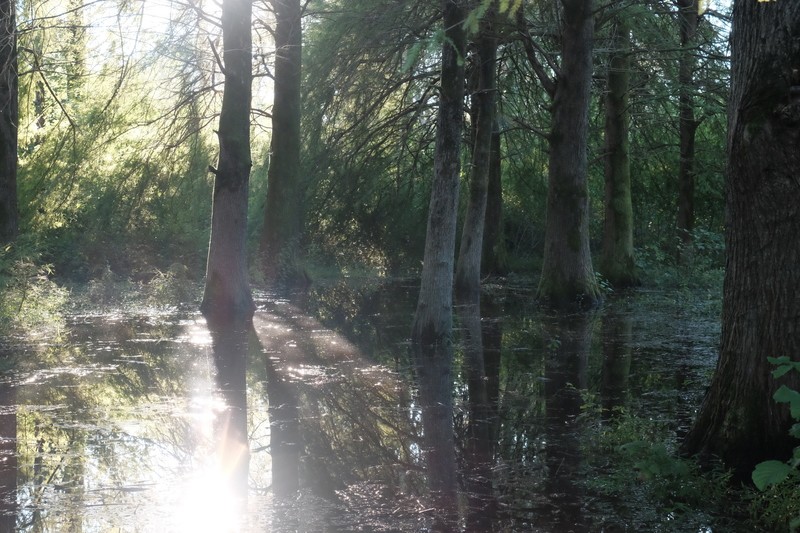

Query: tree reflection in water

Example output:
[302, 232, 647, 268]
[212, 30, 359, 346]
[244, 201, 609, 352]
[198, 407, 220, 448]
[0, 283, 730, 531]
[0, 376, 17, 531]
[541, 312, 593, 531]
[207, 321, 251, 511]
[411, 339, 458, 531]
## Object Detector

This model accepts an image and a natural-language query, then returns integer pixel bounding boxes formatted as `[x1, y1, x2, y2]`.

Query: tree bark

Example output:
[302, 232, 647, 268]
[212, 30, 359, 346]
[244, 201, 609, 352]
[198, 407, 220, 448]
[537, 0, 601, 310]
[411, 0, 466, 347]
[681, 0, 800, 476]
[456, 18, 497, 304]
[481, 121, 507, 277]
[0, 0, 17, 244]
[260, 0, 305, 287]
[600, 15, 638, 288]
[676, 0, 699, 258]
[201, 0, 255, 325]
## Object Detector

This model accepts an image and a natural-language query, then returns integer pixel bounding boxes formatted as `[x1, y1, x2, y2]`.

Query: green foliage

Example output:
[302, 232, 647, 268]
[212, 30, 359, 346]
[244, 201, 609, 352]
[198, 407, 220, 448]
[582, 405, 734, 525]
[750, 358, 800, 531]
[0, 239, 67, 339]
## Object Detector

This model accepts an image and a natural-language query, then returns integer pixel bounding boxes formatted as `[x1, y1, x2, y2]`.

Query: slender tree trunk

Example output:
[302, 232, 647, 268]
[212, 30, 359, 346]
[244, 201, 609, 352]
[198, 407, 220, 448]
[0, 0, 17, 244]
[260, 0, 304, 286]
[600, 16, 638, 287]
[456, 18, 497, 304]
[676, 0, 698, 257]
[537, 0, 601, 310]
[482, 121, 507, 276]
[201, 0, 255, 325]
[681, 0, 800, 476]
[411, 0, 466, 347]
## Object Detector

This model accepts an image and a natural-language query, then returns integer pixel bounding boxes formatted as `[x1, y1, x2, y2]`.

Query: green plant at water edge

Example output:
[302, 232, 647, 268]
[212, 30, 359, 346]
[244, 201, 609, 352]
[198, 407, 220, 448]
[0, 242, 68, 339]
[579, 402, 735, 528]
[750, 357, 800, 532]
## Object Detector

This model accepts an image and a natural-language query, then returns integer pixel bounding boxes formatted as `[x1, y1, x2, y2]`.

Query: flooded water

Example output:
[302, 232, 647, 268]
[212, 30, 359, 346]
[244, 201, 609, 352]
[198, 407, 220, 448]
[0, 279, 735, 531]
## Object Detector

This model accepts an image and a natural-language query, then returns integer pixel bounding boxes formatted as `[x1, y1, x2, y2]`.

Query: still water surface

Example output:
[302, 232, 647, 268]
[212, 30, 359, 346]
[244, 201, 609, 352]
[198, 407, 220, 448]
[0, 280, 730, 531]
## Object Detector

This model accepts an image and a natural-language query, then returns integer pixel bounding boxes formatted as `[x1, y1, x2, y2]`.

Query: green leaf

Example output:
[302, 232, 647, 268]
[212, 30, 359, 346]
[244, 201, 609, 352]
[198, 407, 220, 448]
[752, 460, 793, 491]
[773, 365, 794, 378]
[790, 423, 800, 439]
[768, 356, 791, 365]
[774, 385, 800, 418]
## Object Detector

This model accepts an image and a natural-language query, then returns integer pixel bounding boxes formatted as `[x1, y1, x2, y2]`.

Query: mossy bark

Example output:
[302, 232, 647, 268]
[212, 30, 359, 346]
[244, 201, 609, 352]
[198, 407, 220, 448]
[456, 18, 497, 304]
[537, 0, 601, 311]
[0, 0, 17, 244]
[201, 0, 255, 325]
[681, 0, 800, 477]
[411, 0, 466, 348]
[260, 0, 305, 287]
[600, 16, 638, 288]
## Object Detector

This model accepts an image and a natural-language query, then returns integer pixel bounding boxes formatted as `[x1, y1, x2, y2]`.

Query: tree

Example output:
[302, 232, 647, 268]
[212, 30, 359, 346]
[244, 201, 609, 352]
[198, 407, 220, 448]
[260, 0, 305, 286]
[481, 120, 507, 276]
[200, 0, 255, 324]
[600, 14, 638, 287]
[411, 0, 467, 347]
[0, 0, 17, 244]
[675, 0, 699, 258]
[456, 11, 498, 303]
[524, 0, 601, 309]
[681, 0, 800, 476]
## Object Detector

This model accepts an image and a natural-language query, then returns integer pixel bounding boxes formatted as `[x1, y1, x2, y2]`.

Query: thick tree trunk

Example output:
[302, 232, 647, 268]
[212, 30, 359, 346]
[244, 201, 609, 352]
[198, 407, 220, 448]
[201, 0, 255, 325]
[600, 16, 638, 288]
[0, 0, 17, 244]
[537, 0, 601, 310]
[676, 0, 698, 257]
[456, 21, 497, 304]
[411, 0, 466, 347]
[681, 0, 800, 476]
[481, 122, 507, 276]
[260, 0, 304, 286]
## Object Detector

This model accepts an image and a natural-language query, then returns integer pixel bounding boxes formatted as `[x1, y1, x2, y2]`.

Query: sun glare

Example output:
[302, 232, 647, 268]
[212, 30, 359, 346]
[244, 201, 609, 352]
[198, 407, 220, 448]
[173, 467, 246, 533]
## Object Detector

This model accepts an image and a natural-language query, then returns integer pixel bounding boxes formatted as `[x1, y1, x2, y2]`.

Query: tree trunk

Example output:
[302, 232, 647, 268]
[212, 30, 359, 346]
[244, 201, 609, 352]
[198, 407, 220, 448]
[537, 0, 601, 310]
[201, 0, 255, 325]
[676, 0, 699, 258]
[481, 122, 507, 276]
[0, 0, 17, 244]
[260, 0, 305, 287]
[411, 0, 466, 347]
[600, 16, 638, 288]
[681, 0, 800, 477]
[456, 19, 497, 304]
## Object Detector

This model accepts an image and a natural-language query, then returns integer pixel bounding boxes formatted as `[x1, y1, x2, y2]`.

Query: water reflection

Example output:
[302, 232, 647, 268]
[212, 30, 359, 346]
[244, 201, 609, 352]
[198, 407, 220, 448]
[601, 307, 632, 418]
[206, 322, 250, 514]
[0, 377, 17, 531]
[0, 283, 729, 531]
[412, 341, 458, 531]
[541, 313, 593, 531]
[457, 300, 499, 531]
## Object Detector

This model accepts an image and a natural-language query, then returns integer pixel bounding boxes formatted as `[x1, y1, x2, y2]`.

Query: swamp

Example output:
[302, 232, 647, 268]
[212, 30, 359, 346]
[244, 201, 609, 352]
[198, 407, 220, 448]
[0, 277, 763, 532]
[2, 0, 800, 531]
